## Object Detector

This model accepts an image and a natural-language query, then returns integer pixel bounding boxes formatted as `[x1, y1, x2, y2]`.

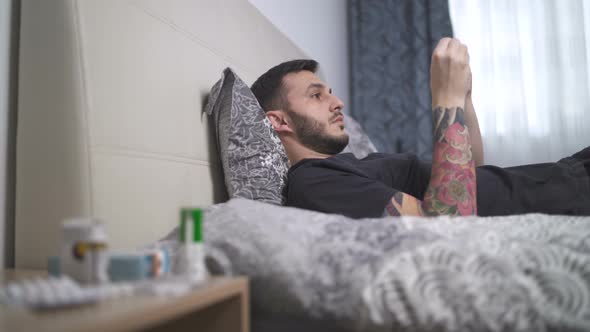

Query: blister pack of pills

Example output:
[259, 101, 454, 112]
[0, 276, 135, 309]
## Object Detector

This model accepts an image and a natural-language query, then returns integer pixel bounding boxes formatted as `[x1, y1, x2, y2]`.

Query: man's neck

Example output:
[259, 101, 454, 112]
[282, 138, 333, 166]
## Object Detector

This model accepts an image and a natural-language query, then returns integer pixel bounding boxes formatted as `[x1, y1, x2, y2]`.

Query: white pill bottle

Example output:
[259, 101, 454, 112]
[61, 218, 108, 284]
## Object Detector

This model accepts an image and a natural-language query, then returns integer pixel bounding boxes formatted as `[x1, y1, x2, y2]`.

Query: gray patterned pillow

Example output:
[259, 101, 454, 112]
[205, 68, 289, 204]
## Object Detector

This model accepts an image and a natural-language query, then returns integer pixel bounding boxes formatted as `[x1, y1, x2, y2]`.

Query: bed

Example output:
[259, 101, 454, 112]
[15, 1, 590, 331]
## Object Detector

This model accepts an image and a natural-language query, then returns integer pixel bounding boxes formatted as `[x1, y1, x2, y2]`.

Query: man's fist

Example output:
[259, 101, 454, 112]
[430, 37, 471, 108]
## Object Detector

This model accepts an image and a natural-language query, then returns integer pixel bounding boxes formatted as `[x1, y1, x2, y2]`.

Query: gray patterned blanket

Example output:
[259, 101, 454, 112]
[161, 198, 590, 332]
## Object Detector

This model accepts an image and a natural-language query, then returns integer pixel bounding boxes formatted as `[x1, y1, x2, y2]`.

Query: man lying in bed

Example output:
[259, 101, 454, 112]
[251, 38, 590, 218]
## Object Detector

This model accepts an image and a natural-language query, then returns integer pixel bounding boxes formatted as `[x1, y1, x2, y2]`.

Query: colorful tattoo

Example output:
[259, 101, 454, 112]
[383, 107, 477, 217]
[425, 107, 477, 216]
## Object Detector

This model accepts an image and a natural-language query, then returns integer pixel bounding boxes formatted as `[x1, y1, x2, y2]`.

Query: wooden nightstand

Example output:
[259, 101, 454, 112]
[0, 269, 249, 332]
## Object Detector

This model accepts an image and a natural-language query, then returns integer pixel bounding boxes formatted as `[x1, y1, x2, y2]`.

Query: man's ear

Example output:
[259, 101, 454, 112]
[266, 110, 294, 134]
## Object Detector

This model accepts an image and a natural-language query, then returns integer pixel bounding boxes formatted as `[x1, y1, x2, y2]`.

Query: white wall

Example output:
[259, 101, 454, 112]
[0, 0, 17, 268]
[249, 0, 351, 112]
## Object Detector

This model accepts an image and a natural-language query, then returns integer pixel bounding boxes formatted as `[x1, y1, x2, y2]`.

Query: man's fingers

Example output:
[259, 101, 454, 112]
[447, 38, 461, 52]
[459, 44, 469, 63]
[433, 37, 468, 62]
[436, 37, 452, 50]
[449, 39, 469, 66]
[434, 37, 452, 57]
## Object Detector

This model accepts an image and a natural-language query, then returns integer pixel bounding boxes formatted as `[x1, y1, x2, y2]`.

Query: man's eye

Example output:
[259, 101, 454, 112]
[312, 93, 321, 99]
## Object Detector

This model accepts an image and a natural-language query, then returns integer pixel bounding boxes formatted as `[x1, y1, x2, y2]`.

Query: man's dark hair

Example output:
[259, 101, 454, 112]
[251, 59, 318, 112]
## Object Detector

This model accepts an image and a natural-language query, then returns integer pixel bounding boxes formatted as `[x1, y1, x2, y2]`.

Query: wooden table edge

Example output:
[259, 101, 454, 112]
[85, 276, 249, 332]
[1, 270, 249, 332]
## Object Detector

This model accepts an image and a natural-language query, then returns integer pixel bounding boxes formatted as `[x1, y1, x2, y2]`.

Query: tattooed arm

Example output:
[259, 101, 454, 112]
[384, 107, 477, 216]
[384, 38, 477, 217]
[423, 106, 477, 215]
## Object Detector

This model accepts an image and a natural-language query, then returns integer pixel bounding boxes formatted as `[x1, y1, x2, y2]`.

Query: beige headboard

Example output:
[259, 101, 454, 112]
[16, 0, 307, 268]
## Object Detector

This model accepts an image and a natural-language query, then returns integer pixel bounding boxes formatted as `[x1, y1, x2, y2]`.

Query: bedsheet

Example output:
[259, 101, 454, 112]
[160, 198, 590, 331]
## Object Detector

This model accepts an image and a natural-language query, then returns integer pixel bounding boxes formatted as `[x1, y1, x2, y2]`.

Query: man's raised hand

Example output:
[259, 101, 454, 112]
[430, 37, 471, 109]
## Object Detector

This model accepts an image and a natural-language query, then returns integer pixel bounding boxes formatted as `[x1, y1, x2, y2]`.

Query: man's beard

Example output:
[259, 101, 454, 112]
[286, 109, 349, 155]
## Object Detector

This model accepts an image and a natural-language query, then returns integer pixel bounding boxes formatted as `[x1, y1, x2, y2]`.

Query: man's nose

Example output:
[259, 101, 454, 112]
[331, 95, 344, 112]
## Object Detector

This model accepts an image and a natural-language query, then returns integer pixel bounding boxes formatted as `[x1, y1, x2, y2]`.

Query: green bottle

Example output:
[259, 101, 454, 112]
[179, 208, 207, 282]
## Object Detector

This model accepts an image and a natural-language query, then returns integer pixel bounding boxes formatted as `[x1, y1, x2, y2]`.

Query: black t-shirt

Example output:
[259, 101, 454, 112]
[284, 152, 590, 218]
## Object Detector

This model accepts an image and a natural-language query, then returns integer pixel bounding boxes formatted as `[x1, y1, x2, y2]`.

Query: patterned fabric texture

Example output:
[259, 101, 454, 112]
[205, 68, 379, 203]
[160, 198, 590, 332]
[349, 0, 454, 161]
[205, 68, 289, 204]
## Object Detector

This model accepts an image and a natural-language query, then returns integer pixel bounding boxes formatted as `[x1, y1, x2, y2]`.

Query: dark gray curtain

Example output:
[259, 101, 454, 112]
[349, 0, 453, 160]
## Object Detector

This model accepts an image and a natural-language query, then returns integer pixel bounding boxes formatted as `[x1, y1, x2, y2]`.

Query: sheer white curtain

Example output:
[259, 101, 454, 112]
[449, 0, 590, 167]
